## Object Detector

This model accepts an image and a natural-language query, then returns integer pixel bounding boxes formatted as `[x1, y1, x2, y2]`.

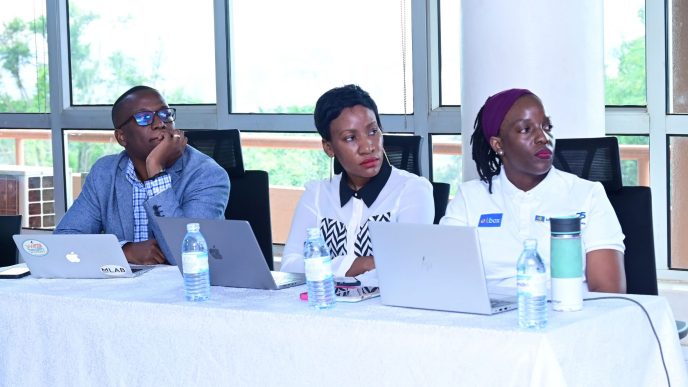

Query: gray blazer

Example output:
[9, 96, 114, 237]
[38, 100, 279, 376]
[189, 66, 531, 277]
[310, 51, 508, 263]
[55, 146, 230, 253]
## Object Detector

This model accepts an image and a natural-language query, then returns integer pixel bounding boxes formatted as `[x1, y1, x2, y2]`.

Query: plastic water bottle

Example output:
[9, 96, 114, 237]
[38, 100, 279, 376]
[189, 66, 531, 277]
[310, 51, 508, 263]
[182, 222, 210, 301]
[517, 239, 547, 328]
[303, 228, 335, 309]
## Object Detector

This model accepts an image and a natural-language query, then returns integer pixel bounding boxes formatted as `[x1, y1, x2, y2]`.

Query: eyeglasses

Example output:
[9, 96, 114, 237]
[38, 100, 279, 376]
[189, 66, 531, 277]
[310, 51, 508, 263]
[117, 107, 176, 128]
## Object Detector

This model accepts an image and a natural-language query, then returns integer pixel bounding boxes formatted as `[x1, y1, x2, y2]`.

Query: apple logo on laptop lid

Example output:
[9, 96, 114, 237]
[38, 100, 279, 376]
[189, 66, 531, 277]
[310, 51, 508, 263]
[209, 245, 223, 260]
[65, 251, 80, 263]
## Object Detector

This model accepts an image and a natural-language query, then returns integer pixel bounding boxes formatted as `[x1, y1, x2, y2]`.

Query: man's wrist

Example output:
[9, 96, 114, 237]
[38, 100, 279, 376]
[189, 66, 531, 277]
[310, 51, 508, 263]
[147, 169, 166, 181]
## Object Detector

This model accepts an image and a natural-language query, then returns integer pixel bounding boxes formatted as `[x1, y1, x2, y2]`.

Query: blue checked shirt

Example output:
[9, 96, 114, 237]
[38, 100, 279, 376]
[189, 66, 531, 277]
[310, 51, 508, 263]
[124, 159, 172, 242]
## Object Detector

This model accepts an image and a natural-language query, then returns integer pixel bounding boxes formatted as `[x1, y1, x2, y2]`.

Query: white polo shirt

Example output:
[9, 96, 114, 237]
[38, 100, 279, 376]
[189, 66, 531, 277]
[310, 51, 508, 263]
[281, 164, 434, 281]
[440, 167, 625, 288]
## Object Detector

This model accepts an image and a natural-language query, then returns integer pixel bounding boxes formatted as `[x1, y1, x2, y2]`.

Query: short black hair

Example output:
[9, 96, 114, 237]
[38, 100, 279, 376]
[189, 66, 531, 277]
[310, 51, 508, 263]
[313, 84, 381, 141]
[471, 105, 502, 194]
[111, 85, 159, 128]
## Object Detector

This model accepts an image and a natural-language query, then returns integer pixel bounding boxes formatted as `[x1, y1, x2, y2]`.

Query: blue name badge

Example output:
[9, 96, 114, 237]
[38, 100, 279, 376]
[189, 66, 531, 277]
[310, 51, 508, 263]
[478, 213, 503, 227]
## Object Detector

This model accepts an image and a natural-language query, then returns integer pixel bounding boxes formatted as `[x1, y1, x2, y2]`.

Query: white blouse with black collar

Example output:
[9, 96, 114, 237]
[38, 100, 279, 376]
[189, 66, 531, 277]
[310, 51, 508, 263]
[281, 164, 434, 280]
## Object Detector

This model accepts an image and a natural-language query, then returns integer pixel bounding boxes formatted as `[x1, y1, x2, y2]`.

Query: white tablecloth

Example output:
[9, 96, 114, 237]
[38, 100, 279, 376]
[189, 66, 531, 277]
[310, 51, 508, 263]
[1, 265, 686, 387]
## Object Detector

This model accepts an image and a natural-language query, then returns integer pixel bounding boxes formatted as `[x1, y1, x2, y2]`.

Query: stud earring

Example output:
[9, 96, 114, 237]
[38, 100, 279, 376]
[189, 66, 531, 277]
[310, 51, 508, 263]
[497, 150, 504, 156]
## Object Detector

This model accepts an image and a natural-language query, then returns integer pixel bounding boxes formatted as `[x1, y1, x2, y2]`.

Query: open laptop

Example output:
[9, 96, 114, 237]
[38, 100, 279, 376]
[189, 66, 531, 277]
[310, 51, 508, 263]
[12, 234, 153, 279]
[153, 217, 305, 290]
[368, 222, 517, 315]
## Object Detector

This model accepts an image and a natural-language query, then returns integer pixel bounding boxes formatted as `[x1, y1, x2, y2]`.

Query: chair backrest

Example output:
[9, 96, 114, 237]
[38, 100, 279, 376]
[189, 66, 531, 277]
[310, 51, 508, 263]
[553, 137, 623, 192]
[0, 215, 22, 267]
[185, 129, 245, 177]
[185, 129, 273, 269]
[334, 134, 422, 175]
[225, 170, 274, 270]
[553, 137, 657, 295]
[431, 182, 450, 225]
[607, 186, 658, 295]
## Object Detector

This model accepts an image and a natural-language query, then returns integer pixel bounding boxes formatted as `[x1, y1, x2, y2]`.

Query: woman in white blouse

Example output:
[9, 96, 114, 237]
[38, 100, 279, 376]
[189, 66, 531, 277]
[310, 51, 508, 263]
[281, 85, 434, 281]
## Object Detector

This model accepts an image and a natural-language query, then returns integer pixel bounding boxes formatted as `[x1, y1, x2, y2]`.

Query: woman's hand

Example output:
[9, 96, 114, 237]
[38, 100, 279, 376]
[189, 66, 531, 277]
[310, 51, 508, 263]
[345, 256, 375, 277]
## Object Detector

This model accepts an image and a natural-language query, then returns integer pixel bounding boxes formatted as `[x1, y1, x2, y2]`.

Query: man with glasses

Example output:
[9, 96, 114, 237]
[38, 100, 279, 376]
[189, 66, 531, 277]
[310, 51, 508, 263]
[55, 85, 230, 265]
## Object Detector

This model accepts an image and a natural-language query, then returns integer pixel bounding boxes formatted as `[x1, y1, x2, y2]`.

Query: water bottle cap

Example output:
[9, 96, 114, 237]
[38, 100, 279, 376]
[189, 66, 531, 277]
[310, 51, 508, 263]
[186, 222, 200, 232]
[550, 216, 580, 234]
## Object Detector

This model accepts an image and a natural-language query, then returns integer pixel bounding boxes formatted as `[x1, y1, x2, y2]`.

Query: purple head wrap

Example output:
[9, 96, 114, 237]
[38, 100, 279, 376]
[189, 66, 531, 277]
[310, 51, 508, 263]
[480, 88, 533, 141]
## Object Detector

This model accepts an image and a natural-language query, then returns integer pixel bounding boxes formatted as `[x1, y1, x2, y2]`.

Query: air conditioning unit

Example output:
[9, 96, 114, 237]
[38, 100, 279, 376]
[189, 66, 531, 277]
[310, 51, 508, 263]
[0, 165, 55, 229]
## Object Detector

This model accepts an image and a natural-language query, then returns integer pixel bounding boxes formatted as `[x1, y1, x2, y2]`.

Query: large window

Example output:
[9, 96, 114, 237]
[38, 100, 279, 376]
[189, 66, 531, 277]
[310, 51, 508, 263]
[241, 132, 328, 244]
[0, 129, 53, 228]
[614, 135, 650, 187]
[0, 2, 49, 113]
[228, 0, 413, 114]
[431, 134, 462, 196]
[603, 0, 646, 106]
[67, 0, 216, 105]
[63, 130, 121, 208]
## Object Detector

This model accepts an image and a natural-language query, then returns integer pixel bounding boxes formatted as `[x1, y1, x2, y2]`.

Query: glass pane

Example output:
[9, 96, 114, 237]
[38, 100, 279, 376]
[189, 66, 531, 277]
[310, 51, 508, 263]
[431, 134, 462, 197]
[613, 135, 649, 187]
[241, 132, 328, 245]
[68, 1, 215, 105]
[669, 136, 688, 269]
[229, 1, 413, 114]
[0, 3, 49, 113]
[603, 0, 646, 106]
[0, 129, 54, 228]
[63, 130, 122, 208]
[669, 0, 688, 113]
[439, 0, 461, 106]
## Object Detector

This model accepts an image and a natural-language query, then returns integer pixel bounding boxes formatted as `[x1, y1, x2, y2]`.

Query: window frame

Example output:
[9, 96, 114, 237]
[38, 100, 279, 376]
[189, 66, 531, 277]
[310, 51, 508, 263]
[0, 0, 685, 279]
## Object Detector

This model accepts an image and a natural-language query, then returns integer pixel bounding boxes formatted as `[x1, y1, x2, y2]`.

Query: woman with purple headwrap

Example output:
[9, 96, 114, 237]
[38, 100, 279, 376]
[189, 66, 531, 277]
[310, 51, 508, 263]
[440, 88, 626, 293]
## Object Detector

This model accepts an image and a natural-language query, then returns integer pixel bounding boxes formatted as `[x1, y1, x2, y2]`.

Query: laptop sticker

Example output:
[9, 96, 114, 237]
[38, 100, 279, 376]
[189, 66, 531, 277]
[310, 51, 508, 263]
[22, 239, 48, 256]
[100, 265, 128, 276]
[478, 213, 503, 227]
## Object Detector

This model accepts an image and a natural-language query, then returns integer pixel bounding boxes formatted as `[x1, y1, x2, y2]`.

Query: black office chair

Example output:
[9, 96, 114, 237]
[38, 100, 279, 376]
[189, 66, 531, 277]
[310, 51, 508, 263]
[0, 215, 22, 267]
[186, 129, 274, 270]
[607, 187, 657, 295]
[555, 137, 688, 339]
[185, 129, 245, 177]
[553, 136, 622, 192]
[431, 182, 450, 224]
[225, 170, 274, 270]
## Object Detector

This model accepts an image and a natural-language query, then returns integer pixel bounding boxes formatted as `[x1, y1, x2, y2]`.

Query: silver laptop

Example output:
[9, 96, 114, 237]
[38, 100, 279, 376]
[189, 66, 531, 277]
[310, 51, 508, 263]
[153, 217, 305, 290]
[369, 222, 517, 315]
[12, 234, 152, 279]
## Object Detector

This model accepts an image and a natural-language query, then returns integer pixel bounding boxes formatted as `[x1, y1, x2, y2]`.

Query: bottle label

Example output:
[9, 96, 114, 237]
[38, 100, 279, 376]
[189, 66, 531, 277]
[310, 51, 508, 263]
[517, 272, 547, 297]
[182, 251, 209, 275]
[304, 256, 332, 281]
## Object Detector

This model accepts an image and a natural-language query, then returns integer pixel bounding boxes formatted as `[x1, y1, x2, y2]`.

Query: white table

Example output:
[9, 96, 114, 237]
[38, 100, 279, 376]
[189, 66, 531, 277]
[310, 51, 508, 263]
[1, 266, 686, 387]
